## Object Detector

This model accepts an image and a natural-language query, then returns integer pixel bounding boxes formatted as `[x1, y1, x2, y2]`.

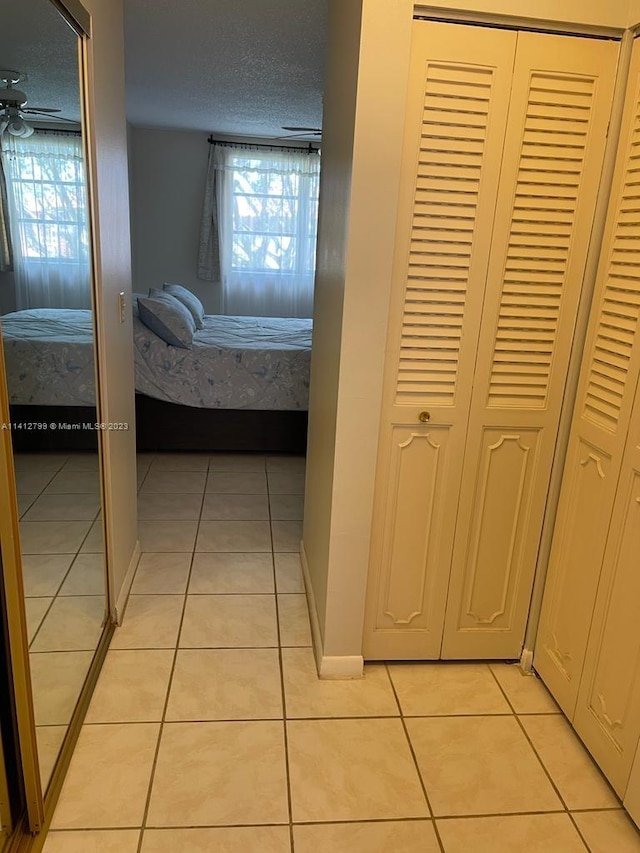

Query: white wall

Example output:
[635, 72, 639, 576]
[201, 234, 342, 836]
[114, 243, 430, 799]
[629, 0, 640, 25]
[82, 0, 138, 614]
[129, 127, 219, 312]
[302, 0, 413, 664]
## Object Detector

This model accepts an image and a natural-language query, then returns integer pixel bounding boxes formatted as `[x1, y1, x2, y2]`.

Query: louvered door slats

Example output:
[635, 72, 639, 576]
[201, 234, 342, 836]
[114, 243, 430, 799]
[396, 59, 496, 406]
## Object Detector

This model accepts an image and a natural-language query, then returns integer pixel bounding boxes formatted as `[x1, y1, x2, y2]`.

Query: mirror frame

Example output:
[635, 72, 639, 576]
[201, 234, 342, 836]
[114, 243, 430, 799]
[0, 1, 115, 848]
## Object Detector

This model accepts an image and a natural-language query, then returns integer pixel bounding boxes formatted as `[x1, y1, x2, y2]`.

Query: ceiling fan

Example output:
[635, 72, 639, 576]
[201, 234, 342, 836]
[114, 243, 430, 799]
[280, 125, 322, 140]
[0, 70, 70, 138]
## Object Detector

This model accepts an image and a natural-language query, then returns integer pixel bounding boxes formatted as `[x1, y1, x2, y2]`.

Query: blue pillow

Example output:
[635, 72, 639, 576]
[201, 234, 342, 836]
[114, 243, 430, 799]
[163, 283, 205, 330]
[137, 291, 195, 348]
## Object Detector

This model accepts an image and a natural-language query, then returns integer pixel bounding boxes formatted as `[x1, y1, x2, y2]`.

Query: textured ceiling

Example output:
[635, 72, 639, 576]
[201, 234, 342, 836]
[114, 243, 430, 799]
[0, 0, 81, 125]
[123, 0, 328, 139]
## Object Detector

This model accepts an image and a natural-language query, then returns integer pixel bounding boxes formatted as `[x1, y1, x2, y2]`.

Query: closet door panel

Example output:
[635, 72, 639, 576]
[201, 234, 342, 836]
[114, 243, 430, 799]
[442, 32, 618, 658]
[536, 42, 640, 714]
[363, 22, 517, 659]
[573, 404, 640, 795]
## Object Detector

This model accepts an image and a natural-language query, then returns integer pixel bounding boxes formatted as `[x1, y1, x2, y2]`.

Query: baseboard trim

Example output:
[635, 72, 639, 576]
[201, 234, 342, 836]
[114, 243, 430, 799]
[112, 540, 141, 625]
[299, 541, 364, 680]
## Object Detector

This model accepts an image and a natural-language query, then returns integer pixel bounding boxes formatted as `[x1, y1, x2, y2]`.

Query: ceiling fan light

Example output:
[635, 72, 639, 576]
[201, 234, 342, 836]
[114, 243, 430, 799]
[6, 115, 33, 138]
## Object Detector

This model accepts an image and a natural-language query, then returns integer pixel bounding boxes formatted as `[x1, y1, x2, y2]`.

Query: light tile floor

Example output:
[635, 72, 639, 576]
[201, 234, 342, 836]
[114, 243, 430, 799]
[42, 452, 640, 852]
[15, 451, 106, 789]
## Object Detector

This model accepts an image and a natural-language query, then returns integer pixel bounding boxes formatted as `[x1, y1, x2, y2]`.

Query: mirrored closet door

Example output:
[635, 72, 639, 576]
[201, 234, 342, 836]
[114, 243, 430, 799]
[0, 0, 109, 806]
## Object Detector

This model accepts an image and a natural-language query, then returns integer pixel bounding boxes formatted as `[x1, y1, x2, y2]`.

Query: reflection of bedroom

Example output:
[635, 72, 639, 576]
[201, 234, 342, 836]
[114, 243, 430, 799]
[0, 1, 325, 455]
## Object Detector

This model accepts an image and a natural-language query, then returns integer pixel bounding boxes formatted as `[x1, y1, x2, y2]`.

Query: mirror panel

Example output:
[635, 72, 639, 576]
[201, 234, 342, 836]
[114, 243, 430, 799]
[0, 0, 107, 793]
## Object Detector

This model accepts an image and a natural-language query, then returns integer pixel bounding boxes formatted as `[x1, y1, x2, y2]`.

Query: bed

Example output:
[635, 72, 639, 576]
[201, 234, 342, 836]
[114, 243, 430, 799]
[1, 307, 312, 452]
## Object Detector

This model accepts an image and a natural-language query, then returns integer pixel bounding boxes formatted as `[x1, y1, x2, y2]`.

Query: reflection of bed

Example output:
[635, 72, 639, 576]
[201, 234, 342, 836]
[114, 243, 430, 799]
[2, 307, 311, 452]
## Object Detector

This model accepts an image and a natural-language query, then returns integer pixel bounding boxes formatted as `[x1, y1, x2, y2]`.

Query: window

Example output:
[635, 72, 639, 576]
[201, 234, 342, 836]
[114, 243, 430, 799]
[1, 131, 91, 309]
[213, 145, 320, 318]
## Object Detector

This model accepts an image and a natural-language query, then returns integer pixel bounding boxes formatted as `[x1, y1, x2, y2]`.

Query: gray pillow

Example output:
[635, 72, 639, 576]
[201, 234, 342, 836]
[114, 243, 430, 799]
[137, 290, 196, 348]
[163, 283, 205, 330]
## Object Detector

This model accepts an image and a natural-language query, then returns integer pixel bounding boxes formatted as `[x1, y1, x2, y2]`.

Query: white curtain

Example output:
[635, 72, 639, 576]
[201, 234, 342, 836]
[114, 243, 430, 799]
[214, 145, 320, 318]
[1, 132, 91, 309]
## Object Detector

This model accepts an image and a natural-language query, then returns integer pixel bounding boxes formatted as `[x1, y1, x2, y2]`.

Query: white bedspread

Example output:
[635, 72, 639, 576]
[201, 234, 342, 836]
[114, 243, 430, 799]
[1, 308, 312, 410]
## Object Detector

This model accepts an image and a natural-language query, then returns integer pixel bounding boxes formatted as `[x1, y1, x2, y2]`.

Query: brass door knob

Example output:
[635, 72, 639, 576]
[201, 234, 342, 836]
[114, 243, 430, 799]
[418, 411, 431, 423]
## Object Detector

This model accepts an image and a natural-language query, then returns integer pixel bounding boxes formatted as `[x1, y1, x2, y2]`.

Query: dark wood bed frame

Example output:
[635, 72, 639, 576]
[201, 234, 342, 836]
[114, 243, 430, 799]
[9, 396, 308, 454]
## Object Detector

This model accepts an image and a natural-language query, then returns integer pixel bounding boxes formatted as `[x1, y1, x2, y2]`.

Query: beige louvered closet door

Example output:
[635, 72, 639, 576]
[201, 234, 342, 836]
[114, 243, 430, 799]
[441, 32, 618, 658]
[363, 22, 517, 659]
[536, 41, 640, 717]
[364, 20, 619, 661]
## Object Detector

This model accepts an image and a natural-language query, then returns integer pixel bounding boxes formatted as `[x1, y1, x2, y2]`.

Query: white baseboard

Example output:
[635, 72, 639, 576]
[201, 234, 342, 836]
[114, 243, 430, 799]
[299, 541, 364, 680]
[112, 539, 141, 625]
[520, 647, 534, 673]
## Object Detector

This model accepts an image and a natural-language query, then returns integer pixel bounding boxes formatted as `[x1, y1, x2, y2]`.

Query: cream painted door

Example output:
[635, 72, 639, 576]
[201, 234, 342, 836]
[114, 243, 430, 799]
[362, 21, 517, 659]
[363, 20, 618, 660]
[441, 32, 618, 658]
[572, 378, 640, 796]
[535, 41, 640, 714]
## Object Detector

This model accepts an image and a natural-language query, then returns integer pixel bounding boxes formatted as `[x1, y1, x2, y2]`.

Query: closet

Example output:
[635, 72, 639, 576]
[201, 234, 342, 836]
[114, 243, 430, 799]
[535, 37, 640, 801]
[363, 19, 619, 660]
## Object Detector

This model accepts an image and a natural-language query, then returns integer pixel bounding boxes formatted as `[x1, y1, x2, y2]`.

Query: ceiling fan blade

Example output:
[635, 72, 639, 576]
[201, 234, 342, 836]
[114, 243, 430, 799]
[281, 125, 322, 133]
[23, 107, 61, 114]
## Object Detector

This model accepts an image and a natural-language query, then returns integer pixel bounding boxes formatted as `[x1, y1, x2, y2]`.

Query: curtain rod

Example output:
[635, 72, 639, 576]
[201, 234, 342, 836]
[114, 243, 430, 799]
[207, 135, 319, 154]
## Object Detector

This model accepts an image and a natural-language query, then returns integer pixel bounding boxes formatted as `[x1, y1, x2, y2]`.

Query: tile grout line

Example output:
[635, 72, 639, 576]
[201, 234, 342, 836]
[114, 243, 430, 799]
[134, 486, 201, 853]
[267, 462, 296, 853]
[384, 663, 447, 853]
[486, 664, 595, 852]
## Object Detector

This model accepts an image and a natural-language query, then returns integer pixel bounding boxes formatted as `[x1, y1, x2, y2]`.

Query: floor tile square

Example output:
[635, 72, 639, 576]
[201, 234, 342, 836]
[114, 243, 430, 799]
[22, 555, 74, 598]
[406, 715, 562, 816]
[15, 453, 68, 474]
[44, 470, 100, 495]
[50, 723, 160, 829]
[208, 454, 267, 473]
[131, 553, 192, 595]
[62, 454, 101, 472]
[572, 809, 640, 853]
[166, 648, 282, 720]
[274, 553, 305, 593]
[293, 821, 440, 853]
[137, 492, 203, 521]
[287, 718, 428, 822]
[278, 594, 312, 647]
[206, 472, 267, 494]
[490, 663, 560, 714]
[436, 813, 588, 852]
[43, 830, 141, 853]
[141, 827, 290, 853]
[271, 520, 302, 552]
[282, 648, 398, 718]
[266, 455, 306, 474]
[140, 470, 206, 494]
[23, 493, 101, 522]
[196, 520, 271, 552]
[267, 471, 305, 494]
[189, 553, 274, 594]
[20, 521, 92, 554]
[29, 651, 94, 726]
[520, 714, 620, 810]
[146, 721, 288, 826]
[180, 595, 278, 648]
[150, 453, 210, 472]
[110, 595, 184, 649]
[86, 649, 174, 723]
[59, 554, 105, 596]
[17, 493, 38, 517]
[138, 521, 198, 552]
[269, 494, 304, 520]
[200, 492, 269, 520]
[388, 662, 511, 716]
[30, 596, 105, 652]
